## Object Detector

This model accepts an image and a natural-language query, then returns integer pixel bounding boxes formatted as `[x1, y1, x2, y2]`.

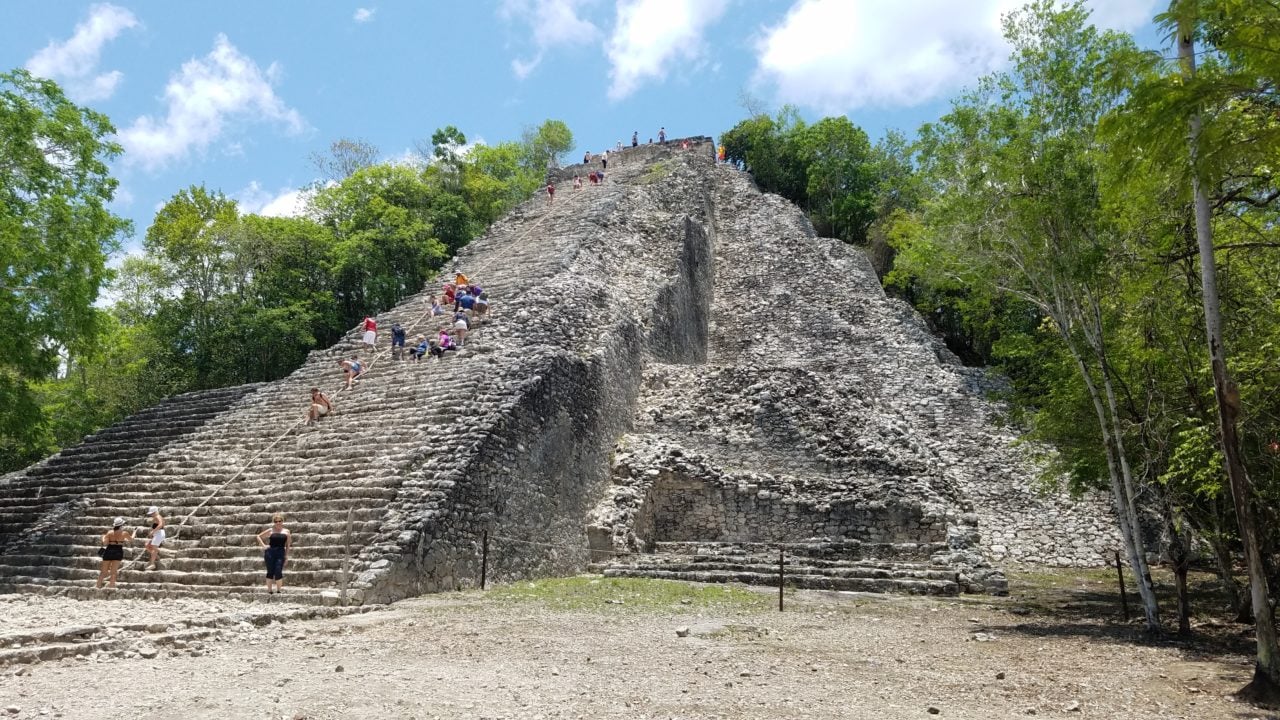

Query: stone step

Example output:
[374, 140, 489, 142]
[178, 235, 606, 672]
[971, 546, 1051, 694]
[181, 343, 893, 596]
[0, 564, 341, 587]
[651, 540, 948, 562]
[601, 566, 960, 595]
[0, 581, 357, 605]
[617, 557, 955, 581]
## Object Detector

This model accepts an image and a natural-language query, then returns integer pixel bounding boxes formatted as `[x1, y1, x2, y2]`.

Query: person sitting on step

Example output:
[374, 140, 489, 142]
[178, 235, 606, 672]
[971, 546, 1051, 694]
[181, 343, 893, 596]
[97, 517, 131, 589]
[143, 506, 165, 571]
[307, 387, 332, 425]
[408, 335, 430, 361]
[339, 356, 362, 389]
[443, 282, 457, 308]
[430, 295, 445, 316]
[428, 337, 447, 360]
[435, 330, 458, 358]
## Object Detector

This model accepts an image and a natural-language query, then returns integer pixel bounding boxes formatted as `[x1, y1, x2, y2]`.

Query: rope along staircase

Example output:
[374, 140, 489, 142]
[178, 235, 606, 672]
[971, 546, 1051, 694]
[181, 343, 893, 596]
[0, 160, 609, 604]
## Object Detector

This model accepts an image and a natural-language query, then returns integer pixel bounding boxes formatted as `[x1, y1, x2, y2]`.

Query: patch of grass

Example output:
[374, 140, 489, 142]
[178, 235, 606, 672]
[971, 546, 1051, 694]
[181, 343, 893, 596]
[640, 161, 672, 184]
[486, 575, 772, 613]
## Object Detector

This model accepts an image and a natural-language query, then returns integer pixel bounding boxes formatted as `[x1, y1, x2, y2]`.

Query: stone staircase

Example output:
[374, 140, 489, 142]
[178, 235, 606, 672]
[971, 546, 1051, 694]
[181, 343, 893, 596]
[0, 140, 725, 604]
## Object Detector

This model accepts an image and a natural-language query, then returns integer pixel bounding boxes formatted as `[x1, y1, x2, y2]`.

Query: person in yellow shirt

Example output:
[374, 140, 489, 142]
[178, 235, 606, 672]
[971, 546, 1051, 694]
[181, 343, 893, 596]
[717, 145, 726, 163]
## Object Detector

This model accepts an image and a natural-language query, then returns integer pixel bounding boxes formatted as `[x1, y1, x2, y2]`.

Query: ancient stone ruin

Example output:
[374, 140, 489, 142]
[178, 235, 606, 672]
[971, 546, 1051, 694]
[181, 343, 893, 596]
[0, 138, 1119, 604]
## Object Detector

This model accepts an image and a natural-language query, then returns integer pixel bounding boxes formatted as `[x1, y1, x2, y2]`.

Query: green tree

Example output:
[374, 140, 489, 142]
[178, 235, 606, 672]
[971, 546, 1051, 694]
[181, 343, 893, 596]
[797, 116, 877, 242]
[310, 164, 449, 323]
[462, 142, 540, 226]
[0, 69, 130, 470]
[1101, 0, 1280, 696]
[891, 1, 1163, 629]
[520, 119, 573, 171]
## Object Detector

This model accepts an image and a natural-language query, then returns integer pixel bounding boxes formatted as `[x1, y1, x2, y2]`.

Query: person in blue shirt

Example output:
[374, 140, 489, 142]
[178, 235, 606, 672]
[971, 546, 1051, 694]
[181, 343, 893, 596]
[391, 323, 406, 359]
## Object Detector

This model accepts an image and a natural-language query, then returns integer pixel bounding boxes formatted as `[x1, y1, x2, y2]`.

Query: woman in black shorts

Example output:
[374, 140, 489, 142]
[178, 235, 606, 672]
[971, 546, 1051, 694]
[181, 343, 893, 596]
[256, 513, 292, 594]
[97, 517, 131, 589]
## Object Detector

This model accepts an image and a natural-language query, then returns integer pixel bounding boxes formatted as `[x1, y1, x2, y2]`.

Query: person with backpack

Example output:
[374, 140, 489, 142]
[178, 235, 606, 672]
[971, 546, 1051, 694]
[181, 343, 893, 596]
[391, 322, 406, 359]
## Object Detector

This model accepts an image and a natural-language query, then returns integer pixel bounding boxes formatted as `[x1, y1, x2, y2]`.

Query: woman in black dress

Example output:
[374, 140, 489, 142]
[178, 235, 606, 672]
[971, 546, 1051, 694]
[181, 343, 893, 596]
[256, 513, 292, 594]
[97, 517, 131, 589]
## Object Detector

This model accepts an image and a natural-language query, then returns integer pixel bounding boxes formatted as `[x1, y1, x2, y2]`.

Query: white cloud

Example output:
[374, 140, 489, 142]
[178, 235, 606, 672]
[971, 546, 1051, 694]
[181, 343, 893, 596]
[606, 0, 729, 100]
[753, 0, 1160, 113]
[118, 34, 307, 171]
[353, 7, 376, 23]
[499, 0, 600, 79]
[25, 3, 139, 102]
[234, 181, 310, 218]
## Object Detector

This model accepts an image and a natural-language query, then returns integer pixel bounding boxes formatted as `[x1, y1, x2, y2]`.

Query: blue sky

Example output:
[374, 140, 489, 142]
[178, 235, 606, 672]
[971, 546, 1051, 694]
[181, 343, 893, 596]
[1, 1, 1165, 256]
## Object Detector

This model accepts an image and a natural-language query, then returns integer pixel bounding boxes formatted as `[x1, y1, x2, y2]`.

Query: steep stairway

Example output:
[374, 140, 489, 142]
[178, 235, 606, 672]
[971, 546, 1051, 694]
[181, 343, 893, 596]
[0, 141, 712, 603]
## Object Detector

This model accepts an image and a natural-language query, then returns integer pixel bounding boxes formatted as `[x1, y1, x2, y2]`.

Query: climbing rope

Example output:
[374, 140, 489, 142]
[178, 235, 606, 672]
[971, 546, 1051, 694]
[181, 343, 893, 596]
[119, 181, 593, 574]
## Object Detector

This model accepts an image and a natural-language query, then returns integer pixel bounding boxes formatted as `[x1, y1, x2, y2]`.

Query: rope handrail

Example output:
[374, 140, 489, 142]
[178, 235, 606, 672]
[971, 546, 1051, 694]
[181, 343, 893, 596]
[119, 182, 592, 573]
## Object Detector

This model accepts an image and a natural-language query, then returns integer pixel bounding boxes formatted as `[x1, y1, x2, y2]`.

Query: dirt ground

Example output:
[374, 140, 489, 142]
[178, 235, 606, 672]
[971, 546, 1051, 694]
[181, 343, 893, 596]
[0, 569, 1274, 720]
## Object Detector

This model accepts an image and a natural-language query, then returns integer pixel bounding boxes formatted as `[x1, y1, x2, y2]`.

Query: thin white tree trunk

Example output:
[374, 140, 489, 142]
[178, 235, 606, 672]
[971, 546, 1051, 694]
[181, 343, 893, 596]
[1049, 308, 1160, 629]
[1180, 16, 1280, 696]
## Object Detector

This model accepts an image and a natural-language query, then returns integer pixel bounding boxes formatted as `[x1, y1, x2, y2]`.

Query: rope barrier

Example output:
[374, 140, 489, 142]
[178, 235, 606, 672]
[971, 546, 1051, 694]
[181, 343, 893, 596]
[119, 180, 593, 574]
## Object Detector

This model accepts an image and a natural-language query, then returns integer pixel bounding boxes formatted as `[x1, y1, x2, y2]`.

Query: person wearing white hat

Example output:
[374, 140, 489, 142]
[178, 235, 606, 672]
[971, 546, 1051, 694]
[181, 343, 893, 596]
[143, 507, 166, 570]
[97, 517, 131, 588]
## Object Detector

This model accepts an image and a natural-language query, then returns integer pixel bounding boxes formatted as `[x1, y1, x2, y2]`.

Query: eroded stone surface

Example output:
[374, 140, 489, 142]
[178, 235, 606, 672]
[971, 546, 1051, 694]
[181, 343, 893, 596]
[0, 138, 1116, 605]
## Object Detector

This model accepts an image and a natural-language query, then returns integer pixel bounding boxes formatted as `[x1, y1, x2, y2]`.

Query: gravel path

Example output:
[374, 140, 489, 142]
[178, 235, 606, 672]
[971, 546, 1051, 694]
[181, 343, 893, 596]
[0, 580, 1261, 720]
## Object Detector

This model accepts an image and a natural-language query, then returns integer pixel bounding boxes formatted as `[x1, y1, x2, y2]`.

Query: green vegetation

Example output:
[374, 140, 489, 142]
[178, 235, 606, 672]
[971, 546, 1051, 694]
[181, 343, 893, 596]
[487, 576, 771, 613]
[0, 111, 572, 471]
[0, 69, 130, 468]
[639, 160, 672, 185]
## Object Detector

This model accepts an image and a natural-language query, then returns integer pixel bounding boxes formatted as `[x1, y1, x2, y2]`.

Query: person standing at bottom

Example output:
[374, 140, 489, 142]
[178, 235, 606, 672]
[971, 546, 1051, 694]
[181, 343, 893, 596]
[97, 517, 131, 589]
[257, 513, 292, 594]
[143, 506, 165, 570]
[546, 181, 555, 203]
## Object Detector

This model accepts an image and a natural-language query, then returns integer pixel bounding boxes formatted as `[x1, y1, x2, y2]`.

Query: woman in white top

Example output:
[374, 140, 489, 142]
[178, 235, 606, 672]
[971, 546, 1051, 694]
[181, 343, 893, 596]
[144, 506, 165, 570]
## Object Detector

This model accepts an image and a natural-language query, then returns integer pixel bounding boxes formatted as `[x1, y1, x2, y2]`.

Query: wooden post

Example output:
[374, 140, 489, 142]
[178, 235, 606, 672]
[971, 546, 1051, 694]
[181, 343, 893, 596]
[340, 507, 353, 605]
[1115, 550, 1129, 622]
[778, 546, 785, 612]
[480, 531, 489, 590]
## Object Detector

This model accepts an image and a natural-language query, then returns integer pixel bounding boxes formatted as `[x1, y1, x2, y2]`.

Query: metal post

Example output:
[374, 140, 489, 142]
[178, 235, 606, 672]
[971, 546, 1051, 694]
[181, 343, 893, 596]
[1115, 550, 1129, 622]
[778, 546, 785, 612]
[480, 531, 489, 590]
[340, 507, 353, 605]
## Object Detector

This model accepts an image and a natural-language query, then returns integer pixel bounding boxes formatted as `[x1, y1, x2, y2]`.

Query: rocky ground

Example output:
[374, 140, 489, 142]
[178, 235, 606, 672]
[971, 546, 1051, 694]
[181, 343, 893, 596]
[0, 569, 1268, 720]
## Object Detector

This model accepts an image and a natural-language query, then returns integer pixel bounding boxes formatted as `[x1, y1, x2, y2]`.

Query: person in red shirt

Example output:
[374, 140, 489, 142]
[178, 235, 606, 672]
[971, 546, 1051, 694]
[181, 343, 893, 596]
[546, 181, 555, 202]
[361, 316, 377, 347]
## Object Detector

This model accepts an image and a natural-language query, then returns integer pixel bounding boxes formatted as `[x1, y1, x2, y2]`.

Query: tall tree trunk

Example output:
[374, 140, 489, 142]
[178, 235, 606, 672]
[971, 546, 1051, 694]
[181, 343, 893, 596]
[1096, 346, 1162, 626]
[1163, 499, 1194, 636]
[1056, 319, 1161, 629]
[1179, 18, 1280, 699]
[1206, 532, 1250, 623]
